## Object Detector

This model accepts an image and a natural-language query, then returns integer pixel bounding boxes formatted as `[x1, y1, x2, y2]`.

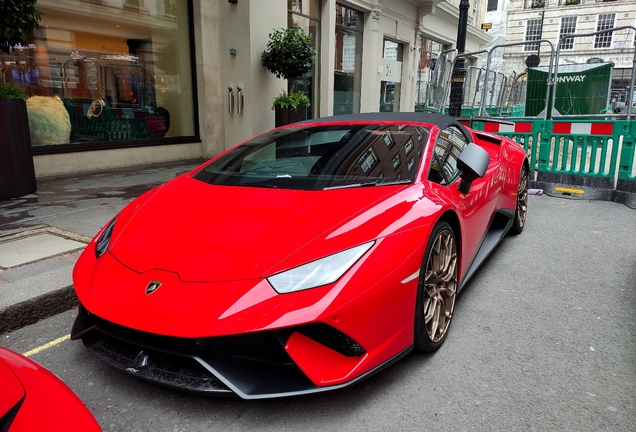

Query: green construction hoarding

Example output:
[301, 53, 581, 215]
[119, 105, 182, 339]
[525, 62, 613, 116]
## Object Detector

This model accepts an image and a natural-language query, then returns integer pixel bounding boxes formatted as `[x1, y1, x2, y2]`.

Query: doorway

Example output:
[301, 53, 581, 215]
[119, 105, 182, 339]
[380, 40, 403, 112]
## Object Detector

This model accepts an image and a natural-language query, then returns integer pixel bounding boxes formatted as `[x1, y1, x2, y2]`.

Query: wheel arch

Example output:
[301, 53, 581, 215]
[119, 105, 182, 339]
[437, 210, 461, 248]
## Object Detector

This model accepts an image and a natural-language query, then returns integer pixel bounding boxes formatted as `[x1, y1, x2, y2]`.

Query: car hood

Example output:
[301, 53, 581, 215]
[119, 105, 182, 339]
[109, 175, 408, 282]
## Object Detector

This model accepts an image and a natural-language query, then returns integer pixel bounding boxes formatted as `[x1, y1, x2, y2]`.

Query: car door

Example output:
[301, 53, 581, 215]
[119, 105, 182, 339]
[426, 125, 501, 278]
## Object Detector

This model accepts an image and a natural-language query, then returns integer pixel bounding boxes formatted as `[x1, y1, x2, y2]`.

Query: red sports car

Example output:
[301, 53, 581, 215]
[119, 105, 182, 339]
[0, 347, 101, 431]
[71, 113, 528, 399]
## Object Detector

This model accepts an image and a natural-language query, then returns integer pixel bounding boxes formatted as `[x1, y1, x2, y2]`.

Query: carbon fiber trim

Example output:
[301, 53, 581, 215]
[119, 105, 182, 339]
[72, 307, 409, 399]
[297, 323, 366, 357]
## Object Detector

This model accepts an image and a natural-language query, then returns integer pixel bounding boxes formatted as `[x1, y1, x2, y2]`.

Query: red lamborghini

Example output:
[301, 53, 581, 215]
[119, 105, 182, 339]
[71, 113, 528, 399]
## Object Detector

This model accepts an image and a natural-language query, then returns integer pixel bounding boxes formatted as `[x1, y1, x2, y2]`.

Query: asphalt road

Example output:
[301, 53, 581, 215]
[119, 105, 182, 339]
[2, 195, 635, 432]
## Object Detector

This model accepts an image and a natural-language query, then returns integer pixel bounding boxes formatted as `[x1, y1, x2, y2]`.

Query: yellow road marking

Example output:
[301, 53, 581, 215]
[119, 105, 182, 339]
[23, 334, 70, 357]
[555, 187, 584, 194]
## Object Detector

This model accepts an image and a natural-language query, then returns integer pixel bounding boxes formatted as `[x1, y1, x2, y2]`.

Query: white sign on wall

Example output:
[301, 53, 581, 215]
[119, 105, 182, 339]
[382, 59, 403, 83]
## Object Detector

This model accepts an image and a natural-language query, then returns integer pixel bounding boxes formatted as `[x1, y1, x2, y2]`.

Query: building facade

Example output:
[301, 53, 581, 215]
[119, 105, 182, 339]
[500, 0, 636, 91]
[1, 0, 491, 178]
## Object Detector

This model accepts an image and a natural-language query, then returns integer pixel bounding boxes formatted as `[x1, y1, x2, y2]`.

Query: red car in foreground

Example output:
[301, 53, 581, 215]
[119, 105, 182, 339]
[71, 113, 528, 399]
[0, 347, 101, 431]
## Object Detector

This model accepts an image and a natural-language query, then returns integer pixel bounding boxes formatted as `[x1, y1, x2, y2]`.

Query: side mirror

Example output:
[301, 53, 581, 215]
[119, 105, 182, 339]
[457, 143, 489, 194]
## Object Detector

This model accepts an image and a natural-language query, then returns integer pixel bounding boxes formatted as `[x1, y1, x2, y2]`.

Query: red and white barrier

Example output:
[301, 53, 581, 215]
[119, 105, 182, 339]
[479, 121, 614, 136]
[552, 122, 614, 135]
[482, 122, 533, 134]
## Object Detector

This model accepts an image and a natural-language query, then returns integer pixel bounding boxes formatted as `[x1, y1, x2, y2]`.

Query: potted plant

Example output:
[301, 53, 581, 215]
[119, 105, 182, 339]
[0, 0, 41, 199]
[565, 0, 580, 4]
[531, 0, 545, 7]
[261, 28, 316, 126]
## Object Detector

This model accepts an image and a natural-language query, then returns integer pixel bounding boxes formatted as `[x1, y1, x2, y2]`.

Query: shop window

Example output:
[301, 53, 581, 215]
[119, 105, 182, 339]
[1, 0, 196, 150]
[334, 4, 363, 115]
[288, 0, 321, 119]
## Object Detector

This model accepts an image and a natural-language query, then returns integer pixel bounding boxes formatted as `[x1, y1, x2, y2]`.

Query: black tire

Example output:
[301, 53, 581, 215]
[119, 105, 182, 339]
[414, 221, 458, 352]
[510, 164, 528, 235]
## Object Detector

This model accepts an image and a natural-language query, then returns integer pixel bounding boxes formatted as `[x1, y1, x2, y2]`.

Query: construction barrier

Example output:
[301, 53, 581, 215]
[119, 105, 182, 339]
[468, 118, 636, 206]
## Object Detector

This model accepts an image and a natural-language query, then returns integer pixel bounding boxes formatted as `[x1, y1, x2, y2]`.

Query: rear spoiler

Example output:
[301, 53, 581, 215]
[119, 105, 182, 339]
[457, 116, 514, 130]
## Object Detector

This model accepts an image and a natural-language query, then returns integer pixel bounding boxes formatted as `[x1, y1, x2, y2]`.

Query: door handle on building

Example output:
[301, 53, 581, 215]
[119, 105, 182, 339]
[237, 87, 244, 114]
[228, 86, 234, 114]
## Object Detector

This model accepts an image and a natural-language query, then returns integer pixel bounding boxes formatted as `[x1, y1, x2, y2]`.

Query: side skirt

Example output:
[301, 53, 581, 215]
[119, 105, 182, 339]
[458, 209, 515, 293]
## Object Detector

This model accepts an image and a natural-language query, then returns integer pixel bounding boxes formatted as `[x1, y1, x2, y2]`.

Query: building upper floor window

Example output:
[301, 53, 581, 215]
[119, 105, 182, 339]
[524, 19, 542, 52]
[594, 13, 615, 49]
[559, 16, 577, 50]
[487, 0, 498, 12]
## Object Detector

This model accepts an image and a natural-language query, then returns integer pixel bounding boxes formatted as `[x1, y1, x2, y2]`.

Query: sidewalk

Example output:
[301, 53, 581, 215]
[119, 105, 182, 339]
[0, 158, 206, 334]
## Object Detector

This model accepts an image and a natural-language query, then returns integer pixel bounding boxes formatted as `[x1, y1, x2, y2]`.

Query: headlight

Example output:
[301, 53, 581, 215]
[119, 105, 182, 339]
[95, 217, 117, 258]
[267, 241, 374, 294]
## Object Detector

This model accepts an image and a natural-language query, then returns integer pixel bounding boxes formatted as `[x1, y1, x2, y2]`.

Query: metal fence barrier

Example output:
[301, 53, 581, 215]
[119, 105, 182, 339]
[414, 26, 636, 205]
[468, 118, 636, 205]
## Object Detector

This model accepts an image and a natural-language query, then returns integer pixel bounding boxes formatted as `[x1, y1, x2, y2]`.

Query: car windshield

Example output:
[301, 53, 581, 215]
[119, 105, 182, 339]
[193, 123, 430, 190]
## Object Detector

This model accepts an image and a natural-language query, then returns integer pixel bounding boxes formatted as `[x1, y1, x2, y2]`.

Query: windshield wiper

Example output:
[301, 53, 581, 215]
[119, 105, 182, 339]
[323, 179, 412, 190]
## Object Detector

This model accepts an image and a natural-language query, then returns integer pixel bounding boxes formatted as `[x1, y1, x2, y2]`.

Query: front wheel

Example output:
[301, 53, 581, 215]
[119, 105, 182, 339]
[510, 165, 528, 235]
[414, 221, 458, 352]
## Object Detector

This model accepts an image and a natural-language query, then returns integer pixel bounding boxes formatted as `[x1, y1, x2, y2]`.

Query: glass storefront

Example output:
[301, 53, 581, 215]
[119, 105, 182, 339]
[334, 4, 363, 115]
[288, 0, 321, 119]
[1, 0, 196, 150]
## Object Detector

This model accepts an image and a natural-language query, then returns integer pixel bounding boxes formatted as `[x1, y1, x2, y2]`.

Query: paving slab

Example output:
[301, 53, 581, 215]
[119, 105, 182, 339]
[0, 233, 85, 268]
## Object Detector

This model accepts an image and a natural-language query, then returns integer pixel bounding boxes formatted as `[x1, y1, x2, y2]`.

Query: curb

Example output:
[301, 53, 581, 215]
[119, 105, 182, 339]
[537, 182, 616, 202]
[615, 191, 636, 210]
[530, 172, 636, 209]
[0, 285, 77, 334]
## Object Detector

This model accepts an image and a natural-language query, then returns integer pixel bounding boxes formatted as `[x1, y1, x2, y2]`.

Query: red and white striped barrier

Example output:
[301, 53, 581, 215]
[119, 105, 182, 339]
[482, 122, 533, 134]
[479, 121, 614, 136]
[552, 122, 614, 135]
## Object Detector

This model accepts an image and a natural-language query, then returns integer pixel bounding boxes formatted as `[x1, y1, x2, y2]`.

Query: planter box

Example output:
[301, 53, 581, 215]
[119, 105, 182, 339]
[0, 99, 37, 200]
[275, 105, 308, 127]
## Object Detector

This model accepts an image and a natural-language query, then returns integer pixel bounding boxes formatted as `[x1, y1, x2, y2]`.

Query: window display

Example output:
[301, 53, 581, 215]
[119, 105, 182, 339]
[0, 0, 196, 149]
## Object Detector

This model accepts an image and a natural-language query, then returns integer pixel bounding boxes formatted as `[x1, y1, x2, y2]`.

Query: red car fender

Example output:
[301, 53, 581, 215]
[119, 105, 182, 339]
[285, 332, 369, 386]
[0, 348, 101, 432]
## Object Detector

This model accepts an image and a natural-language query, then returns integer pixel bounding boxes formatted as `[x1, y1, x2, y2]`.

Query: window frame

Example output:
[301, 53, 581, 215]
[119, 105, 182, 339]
[524, 18, 542, 52]
[594, 13, 616, 49]
[559, 16, 577, 51]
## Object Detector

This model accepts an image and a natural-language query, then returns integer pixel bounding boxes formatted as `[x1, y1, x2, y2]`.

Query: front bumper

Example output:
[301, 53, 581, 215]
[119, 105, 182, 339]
[71, 304, 411, 399]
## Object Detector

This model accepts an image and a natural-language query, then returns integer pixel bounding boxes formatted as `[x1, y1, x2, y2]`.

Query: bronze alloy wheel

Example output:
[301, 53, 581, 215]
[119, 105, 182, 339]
[423, 228, 458, 343]
[511, 165, 528, 235]
[517, 167, 528, 229]
[414, 221, 458, 352]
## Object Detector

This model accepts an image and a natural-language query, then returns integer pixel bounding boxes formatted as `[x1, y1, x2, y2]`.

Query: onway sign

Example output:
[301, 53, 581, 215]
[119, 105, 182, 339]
[525, 62, 613, 116]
